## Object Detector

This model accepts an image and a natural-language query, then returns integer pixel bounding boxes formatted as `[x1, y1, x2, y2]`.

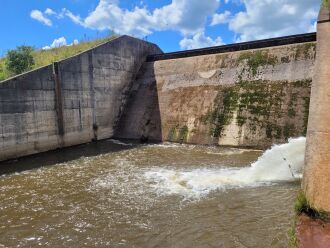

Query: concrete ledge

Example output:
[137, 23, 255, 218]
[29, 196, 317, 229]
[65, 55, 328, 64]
[147, 33, 316, 61]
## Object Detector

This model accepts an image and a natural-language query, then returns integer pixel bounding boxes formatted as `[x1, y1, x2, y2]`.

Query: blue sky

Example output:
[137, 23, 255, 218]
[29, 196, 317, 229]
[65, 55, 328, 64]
[0, 0, 321, 55]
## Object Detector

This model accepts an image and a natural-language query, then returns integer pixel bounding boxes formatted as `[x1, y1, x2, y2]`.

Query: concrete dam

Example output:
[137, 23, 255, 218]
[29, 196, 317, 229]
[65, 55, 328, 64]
[0, 33, 317, 162]
[1, 4, 330, 247]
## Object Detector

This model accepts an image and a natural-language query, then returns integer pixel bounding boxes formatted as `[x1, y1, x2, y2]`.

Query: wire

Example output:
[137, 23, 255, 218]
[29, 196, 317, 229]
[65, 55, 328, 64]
[282, 157, 295, 178]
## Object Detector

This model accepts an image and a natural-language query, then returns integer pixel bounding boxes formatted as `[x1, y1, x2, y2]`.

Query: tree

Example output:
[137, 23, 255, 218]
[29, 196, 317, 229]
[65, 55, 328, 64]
[6, 46, 35, 75]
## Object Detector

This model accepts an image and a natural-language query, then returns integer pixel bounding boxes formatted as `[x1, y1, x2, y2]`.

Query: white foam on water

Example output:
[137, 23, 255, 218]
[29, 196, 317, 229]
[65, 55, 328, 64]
[108, 139, 133, 146]
[144, 137, 306, 199]
[147, 142, 196, 149]
[205, 149, 246, 155]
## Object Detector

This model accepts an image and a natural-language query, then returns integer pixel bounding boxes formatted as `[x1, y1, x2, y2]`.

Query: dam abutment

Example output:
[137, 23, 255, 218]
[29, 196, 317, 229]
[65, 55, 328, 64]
[303, 5, 330, 214]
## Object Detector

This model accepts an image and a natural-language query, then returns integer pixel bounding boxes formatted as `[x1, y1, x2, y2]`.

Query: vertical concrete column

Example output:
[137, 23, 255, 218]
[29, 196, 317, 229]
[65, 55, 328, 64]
[303, 5, 330, 212]
[53, 62, 65, 139]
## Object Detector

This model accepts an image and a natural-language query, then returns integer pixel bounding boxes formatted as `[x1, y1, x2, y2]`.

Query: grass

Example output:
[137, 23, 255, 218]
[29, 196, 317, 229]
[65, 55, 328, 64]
[0, 35, 117, 81]
[323, 0, 330, 10]
[288, 225, 298, 248]
[288, 190, 330, 247]
[294, 190, 309, 215]
[287, 190, 307, 248]
[294, 190, 330, 220]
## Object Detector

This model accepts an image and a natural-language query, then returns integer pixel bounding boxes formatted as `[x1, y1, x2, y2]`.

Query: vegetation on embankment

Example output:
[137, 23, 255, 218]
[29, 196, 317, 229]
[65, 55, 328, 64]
[0, 35, 117, 81]
[288, 190, 330, 248]
[294, 190, 330, 221]
[323, 0, 330, 10]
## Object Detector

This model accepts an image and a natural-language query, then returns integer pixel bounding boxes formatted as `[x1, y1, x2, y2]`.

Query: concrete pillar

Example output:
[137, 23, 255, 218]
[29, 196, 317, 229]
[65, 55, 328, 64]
[303, 5, 330, 212]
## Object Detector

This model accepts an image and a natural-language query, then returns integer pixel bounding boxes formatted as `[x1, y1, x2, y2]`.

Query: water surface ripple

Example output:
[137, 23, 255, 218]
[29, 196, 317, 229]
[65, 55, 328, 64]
[0, 139, 303, 247]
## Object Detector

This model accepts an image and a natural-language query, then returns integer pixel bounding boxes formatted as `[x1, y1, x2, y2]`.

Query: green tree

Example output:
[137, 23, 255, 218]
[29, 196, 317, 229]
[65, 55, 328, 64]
[0, 61, 7, 81]
[6, 46, 35, 75]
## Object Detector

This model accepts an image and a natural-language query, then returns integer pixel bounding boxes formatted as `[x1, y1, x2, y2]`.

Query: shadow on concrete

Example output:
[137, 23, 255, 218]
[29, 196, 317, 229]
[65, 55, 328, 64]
[0, 139, 140, 176]
[114, 61, 162, 142]
[0, 62, 163, 176]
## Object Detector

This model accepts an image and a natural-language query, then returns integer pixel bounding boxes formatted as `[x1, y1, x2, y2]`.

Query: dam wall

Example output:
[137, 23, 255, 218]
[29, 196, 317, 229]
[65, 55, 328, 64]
[0, 33, 318, 162]
[115, 34, 316, 148]
[0, 36, 161, 161]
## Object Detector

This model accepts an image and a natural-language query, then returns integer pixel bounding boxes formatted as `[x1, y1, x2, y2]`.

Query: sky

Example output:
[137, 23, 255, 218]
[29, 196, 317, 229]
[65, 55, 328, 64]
[0, 0, 321, 55]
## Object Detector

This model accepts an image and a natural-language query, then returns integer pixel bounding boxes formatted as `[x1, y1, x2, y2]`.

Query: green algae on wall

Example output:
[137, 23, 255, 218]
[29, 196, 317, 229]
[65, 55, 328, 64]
[151, 41, 315, 147]
[201, 88, 239, 138]
[238, 50, 277, 76]
[201, 80, 311, 141]
[294, 43, 316, 61]
[168, 125, 189, 143]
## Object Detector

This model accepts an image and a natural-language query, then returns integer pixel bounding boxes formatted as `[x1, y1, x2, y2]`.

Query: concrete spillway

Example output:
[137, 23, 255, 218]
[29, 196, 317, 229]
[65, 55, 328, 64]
[0, 33, 317, 162]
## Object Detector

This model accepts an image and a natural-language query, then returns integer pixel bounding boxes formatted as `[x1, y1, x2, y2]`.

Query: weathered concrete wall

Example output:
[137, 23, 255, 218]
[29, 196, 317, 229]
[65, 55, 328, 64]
[116, 40, 316, 148]
[0, 36, 161, 161]
[303, 6, 330, 212]
[0, 33, 318, 162]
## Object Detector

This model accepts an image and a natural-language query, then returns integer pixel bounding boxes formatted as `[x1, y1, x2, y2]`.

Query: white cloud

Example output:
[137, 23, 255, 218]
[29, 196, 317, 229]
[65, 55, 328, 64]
[211, 10, 231, 26]
[65, 0, 220, 37]
[42, 37, 67, 50]
[45, 8, 56, 16]
[33, 0, 319, 51]
[42, 37, 80, 50]
[30, 10, 52, 26]
[61, 8, 84, 25]
[180, 32, 224, 50]
[228, 0, 319, 42]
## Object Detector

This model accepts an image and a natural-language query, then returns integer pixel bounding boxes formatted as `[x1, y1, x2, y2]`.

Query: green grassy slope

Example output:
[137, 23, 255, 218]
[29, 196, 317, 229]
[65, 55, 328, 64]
[0, 35, 117, 81]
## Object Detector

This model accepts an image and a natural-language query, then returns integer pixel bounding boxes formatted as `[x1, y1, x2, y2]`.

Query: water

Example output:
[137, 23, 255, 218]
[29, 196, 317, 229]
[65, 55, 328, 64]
[0, 138, 305, 247]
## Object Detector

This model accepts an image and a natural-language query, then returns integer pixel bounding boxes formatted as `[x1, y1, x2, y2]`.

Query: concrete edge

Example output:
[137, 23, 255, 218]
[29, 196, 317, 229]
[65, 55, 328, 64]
[147, 32, 316, 62]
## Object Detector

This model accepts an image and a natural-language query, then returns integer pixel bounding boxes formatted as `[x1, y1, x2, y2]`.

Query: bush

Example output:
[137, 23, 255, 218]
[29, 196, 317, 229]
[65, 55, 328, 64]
[294, 190, 309, 215]
[6, 46, 35, 75]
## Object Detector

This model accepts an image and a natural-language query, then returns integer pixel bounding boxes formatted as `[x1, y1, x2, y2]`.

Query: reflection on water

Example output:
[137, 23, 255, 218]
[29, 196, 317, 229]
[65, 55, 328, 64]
[0, 139, 304, 247]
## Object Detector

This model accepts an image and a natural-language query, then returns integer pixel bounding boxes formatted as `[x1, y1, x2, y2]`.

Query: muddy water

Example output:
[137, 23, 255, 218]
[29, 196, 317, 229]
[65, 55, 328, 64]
[0, 139, 302, 247]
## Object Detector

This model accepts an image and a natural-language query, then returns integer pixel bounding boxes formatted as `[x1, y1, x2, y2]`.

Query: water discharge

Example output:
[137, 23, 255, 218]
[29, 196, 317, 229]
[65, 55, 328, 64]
[0, 137, 305, 247]
[145, 137, 305, 199]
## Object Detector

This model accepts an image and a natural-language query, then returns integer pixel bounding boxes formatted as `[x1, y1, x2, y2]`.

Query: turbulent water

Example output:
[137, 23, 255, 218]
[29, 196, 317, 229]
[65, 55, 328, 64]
[0, 138, 305, 247]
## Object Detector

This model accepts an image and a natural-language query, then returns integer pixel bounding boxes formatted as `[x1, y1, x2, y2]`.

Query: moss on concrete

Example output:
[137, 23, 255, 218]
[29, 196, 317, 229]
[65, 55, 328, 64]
[294, 43, 316, 60]
[238, 50, 277, 76]
[178, 126, 189, 143]
[294, 190, 330, 221]
[202, 87, 239, 138]
[302, 97, 310, 136]
[168, 125, 189, 143]
[201, 79, 311, 141]
[168, 127, 177, 141]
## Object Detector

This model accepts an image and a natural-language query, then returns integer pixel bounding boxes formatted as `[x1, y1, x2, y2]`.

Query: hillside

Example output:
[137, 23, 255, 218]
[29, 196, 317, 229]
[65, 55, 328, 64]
[0, 35, 117, 81]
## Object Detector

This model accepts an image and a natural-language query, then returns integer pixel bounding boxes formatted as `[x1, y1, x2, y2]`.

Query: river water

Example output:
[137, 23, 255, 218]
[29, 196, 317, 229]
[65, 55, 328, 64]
[0, 138, 305, 247]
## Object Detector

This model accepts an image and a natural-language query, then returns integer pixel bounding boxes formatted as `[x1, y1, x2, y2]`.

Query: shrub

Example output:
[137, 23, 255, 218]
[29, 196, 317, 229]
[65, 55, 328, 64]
[6, 46, 35, 75]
